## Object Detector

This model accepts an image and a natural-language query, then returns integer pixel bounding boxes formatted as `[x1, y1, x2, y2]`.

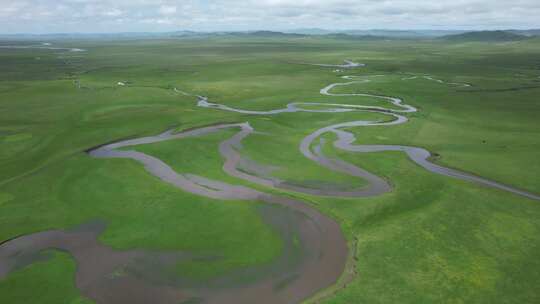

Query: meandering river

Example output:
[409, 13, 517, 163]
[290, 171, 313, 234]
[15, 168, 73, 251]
[1, 59, 538, 304]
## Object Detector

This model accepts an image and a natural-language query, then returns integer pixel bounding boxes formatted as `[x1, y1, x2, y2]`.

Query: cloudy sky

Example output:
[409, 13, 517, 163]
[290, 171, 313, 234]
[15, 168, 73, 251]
[1, 0, 539, 33]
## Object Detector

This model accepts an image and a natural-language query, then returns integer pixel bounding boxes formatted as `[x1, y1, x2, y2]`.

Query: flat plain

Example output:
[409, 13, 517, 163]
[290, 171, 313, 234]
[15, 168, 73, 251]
[1, 36, 539, 303]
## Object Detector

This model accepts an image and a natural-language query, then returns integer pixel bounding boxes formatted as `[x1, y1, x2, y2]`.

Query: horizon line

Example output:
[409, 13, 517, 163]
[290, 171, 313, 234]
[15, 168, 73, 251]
[1, 28, 540, 36]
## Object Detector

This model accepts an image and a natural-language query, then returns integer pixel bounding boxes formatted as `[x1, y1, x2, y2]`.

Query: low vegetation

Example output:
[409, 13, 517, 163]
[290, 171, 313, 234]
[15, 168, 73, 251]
[1, 35, 539, 303]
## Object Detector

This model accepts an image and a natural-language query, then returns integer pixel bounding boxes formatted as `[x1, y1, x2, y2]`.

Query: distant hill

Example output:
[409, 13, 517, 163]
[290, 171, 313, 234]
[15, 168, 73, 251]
[201, 31, 308, 39]
[242, 31, 306, 38]
[285, 29, 467, 38]
[0, 31, 204, 40]
[323, 33, 388, 40]
[509, 29, 540, 37]
[440, 30, 529, 42]
[342, 29, 463, 38]
[2, 29, 539, 41]
[0, 30, 308, 41]
[283, 28, 335, 35]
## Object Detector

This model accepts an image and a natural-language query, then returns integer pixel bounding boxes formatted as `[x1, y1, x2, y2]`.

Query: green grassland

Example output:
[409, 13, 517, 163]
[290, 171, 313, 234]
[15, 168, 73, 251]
[1, 36, 539, 303]
[0, 251, 93, 304]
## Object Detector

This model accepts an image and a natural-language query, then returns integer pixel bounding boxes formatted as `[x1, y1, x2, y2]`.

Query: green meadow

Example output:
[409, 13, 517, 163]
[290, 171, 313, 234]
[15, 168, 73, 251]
[1, 36, 539, 303]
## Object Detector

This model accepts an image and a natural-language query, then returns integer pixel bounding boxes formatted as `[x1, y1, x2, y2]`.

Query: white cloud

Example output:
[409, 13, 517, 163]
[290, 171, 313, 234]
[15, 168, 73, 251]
[159, 5, 177, 15]
[0, 2, 28, 17]
[0, 0, 539, 33]
[103, 8, 123, 17]
[142, 18, 173, 24]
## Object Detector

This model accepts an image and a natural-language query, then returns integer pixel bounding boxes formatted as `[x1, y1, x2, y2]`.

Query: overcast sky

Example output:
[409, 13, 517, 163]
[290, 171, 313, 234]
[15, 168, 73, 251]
[1, 0, 539, 34]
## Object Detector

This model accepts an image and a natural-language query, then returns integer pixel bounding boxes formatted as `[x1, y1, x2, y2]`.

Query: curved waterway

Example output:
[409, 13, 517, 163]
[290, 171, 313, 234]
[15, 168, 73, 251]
[1, 123, 348, 304]
[196, 72, 539, 200]
[0, 42, 85, 52]
[2, 60, 539, 304]
[305, 59, 366, 68]
[401, 75, 472, 87]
